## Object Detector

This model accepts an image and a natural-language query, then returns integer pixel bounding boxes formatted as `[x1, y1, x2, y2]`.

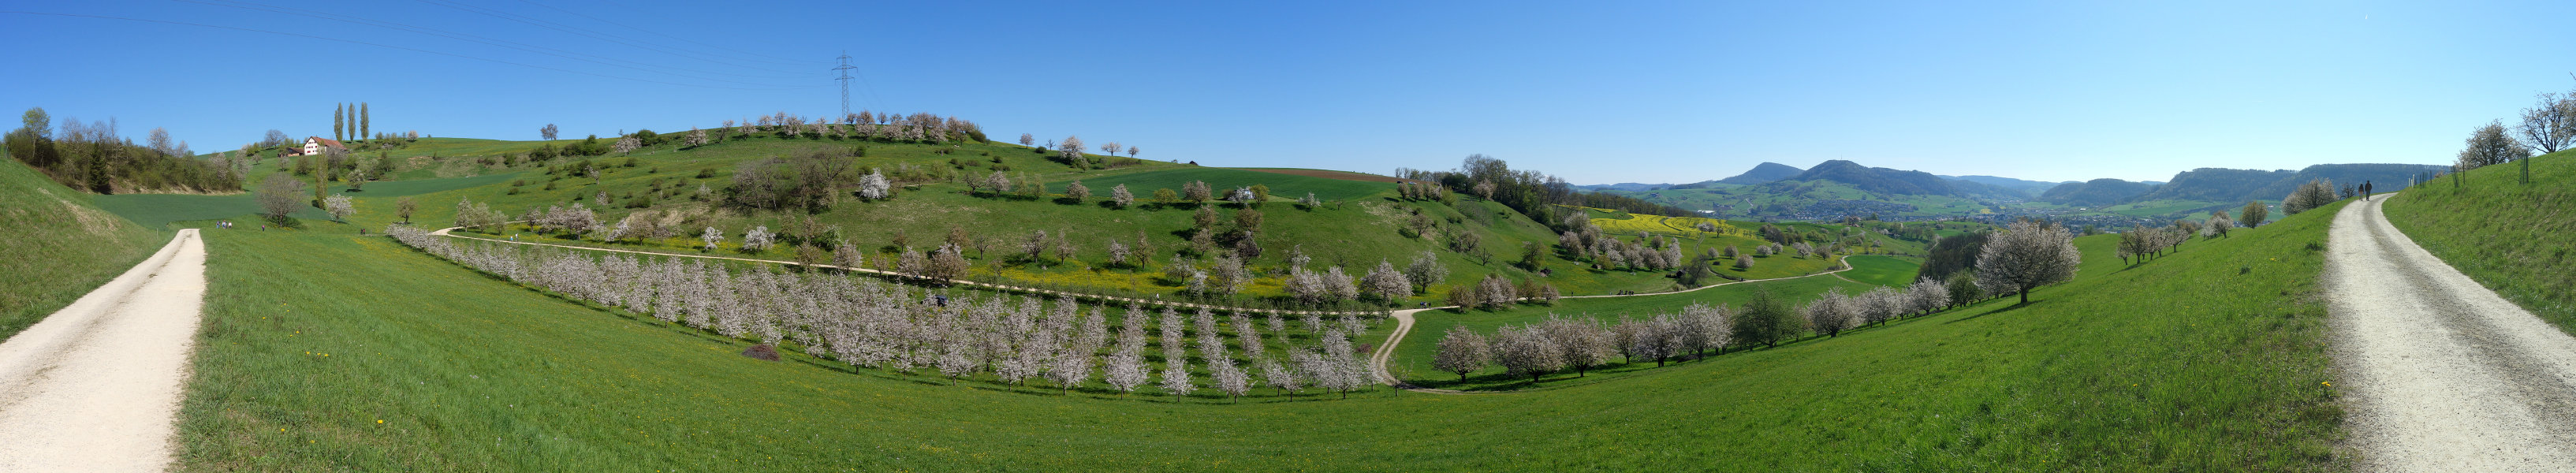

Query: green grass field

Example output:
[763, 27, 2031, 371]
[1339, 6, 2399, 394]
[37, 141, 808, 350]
[1839, 254, 1924, 287]
[0, 162, 166, 341]
[296, 132, 1884, 307]
[91, 173, 517, 229]
[1040, 166, 1399, 202]
[2381, 151, 2575, 334]
[173, 194, 2347, 471]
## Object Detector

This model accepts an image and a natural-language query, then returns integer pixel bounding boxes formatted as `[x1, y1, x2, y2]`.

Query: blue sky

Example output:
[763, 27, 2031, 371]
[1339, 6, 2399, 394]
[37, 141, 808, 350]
[4, 0, 2570, 184]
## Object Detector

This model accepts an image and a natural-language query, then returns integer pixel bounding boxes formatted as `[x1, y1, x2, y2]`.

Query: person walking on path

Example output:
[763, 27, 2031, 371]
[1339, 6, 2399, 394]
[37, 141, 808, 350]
[2362, 181, 2373, 200]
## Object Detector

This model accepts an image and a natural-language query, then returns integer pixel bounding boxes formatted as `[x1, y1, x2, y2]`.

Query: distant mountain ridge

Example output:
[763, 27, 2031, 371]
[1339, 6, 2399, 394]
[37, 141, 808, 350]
[1716, 162, 1806, 184]
[2138, 163, 2448, 203]
[2039, 179, 2157, 207]
[1940, 175, 2069, 196]
[1754, 160, 1976, 197]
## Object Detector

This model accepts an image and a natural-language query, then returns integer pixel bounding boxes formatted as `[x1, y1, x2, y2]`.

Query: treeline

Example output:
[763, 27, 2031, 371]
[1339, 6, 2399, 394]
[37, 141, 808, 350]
[1396, 154, 1695, 226]
[5, 108, 237, 193]
[386, 225, 1385, 400]
[1432, 280, 1961, 384]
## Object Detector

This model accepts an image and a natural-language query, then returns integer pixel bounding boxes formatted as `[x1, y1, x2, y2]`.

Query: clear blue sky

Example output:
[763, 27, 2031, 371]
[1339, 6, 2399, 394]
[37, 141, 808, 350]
[5, 0, 2571, 184]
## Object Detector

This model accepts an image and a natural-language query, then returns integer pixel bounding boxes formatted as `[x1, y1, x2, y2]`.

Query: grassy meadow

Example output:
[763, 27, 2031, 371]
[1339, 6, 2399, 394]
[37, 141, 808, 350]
[170, 195, 2346, 471]
[2381, 150, 2575, 334]
[0, 160, 166, 341]
[300, 132, 1892, 307]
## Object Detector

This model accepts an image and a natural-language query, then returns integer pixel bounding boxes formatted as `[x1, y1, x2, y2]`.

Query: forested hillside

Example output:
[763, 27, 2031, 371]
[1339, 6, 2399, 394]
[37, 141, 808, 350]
[4, 108, 239, 194]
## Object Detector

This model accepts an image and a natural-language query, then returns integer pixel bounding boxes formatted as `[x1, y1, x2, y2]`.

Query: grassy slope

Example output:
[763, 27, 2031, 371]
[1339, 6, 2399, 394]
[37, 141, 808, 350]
[1839, 254, 1924, 287]
[177, 196, 2347, 471]
[2380, 151, 2574, 334]
[0, 161, 165, 341]
[360, 134, 1868, 304]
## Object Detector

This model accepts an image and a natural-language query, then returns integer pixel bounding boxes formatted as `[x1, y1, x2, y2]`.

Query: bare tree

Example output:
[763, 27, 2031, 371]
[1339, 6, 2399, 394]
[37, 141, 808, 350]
[541, 124, 560, 140]
[1974, 219, 2082, 305]
[1100, 141, 1120, 158]
[1126, 145, 1138, 158]
[147, 127, 173, 155]
[256, 173, 304, 222]
[1018, 133, 1035, 147]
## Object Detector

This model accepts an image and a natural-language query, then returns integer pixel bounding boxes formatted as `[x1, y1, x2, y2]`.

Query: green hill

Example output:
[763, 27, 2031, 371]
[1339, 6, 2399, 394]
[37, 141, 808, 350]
[2038, 178, 2156, 207]
[2381, 151, 2574, 334]
[288, 132, 1896, 307]
[0, 160, 165, 341]
[166, 177, 2351, 470]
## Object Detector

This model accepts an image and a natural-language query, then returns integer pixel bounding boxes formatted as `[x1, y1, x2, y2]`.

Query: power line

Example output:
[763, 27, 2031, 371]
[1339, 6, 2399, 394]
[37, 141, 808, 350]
[833, 53, 855, 120]
[0, 11, 824, 91]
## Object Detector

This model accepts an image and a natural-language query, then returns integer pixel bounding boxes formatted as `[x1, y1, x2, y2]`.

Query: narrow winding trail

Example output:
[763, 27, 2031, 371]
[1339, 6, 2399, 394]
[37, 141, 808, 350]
[0, 229, 207, 472]
[1371, 256, 1870, 394]
[2328, 195, 2576, 471]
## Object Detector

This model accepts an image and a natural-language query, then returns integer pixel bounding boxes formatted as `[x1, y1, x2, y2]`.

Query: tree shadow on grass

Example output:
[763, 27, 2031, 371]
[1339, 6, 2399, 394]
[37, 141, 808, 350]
[1944, 299, 2045, 325]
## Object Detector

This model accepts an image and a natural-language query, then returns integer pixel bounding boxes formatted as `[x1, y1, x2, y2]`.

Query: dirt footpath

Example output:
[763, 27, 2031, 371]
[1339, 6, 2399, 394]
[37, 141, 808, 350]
[2328, 196, 2576, 471]
[0, 229, 207, 472]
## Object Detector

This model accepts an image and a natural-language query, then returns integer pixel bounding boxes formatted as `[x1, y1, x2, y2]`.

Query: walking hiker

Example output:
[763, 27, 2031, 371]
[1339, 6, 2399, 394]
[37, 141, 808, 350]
[2362, 181, 2373, 200]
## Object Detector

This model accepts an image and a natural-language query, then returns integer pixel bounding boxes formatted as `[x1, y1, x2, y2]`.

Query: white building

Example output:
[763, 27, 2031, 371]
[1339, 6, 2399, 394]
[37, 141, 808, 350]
[304, 136, 345, 156]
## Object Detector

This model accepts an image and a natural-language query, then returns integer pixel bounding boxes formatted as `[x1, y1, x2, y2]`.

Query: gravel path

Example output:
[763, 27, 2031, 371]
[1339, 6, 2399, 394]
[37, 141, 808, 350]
[0, 229, 207, 472]
[2328, 195, 2576, 471]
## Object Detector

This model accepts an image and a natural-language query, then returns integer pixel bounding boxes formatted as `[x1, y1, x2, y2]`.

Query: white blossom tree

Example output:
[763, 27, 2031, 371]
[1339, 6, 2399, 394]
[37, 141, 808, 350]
[1109, 184, 1135, 208]
[1058, 136, 1086, 162]
[1974, 219, 2082, 305]
[1805, 287, 1857, 337]
[1490, 325, 1564, 383]
[1361, 259, 1413, 302]
[1158, 354, 1195, 398]
[1404, 251, 1448, 292]
[1064, 181, 1090, 200]
[1211, 357, 1250, 401]
[1432, 325, 1490, 381]
[1258, 356, 1302, 397]
[742, 225, 776, 251]
[857, 169, 890, 199]
[322, 194, 355, 222]
[702, 226, 725, 251]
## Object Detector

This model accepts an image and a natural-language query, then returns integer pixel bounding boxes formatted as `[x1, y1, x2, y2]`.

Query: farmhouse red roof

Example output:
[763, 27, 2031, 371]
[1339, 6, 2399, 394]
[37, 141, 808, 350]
[306, 136, 345, 148]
